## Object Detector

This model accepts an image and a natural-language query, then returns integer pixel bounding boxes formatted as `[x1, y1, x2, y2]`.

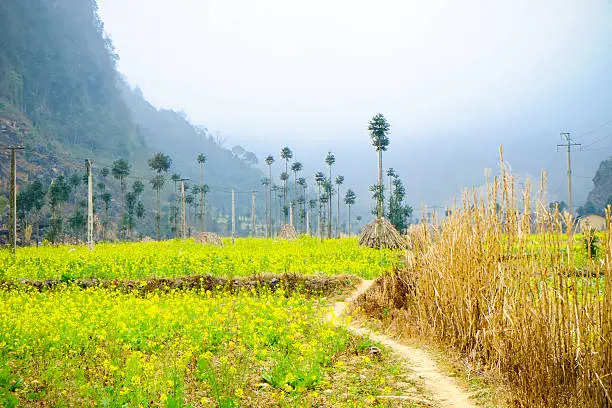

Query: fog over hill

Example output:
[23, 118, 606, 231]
[97, 0, 612, 218]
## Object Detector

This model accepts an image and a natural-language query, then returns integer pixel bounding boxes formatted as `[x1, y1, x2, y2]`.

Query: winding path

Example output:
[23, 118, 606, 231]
[331, 279, 477, 408]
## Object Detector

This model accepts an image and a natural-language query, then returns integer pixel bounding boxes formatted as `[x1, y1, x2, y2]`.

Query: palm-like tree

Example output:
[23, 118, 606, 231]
[325, 152, 335, 238]
[271, 184, 282, 234]
[112, 159, 131, 235]
[308, 199, 317, 236]
[291, 161, 303, 227]
[265, 155, 275, 237]
[344, 189, 356, 236]
[280, 172, 290, 223]
[148, 153, 172, 240]
[261, 177, 270, 235]
[335, 175, 344, 236]
[320, 180, 332, 240]
[368, 113, 390, 219]
[280, 147, 293, 224]
[386, 168, 396, 215]
[136, 201, 145, 238]
[297, 177, 307, 232]
[150, 175, 165, 239]
[170, 173, 181, 235]
[314, 172, 325, 239]
[197, 153, 207, 231]
[201, 184, 209, 231]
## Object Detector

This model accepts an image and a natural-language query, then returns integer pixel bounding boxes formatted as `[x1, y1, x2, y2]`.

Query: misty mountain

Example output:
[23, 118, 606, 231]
[0, 0, 264, 226]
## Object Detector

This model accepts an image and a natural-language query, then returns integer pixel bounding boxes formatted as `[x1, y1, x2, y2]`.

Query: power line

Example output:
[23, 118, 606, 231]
[574, 118, 612, 142]
[582, 131, 612, 150]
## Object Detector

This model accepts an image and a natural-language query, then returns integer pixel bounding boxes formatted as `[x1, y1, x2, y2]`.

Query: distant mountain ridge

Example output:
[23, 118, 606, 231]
[582, 157, 612, 215]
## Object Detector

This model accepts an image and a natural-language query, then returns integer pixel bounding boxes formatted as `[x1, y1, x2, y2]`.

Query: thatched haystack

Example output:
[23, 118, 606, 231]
[358, 218, 406, 249]
[278, 224, 298, 240]
[194, 232, 224, 247]
[141, 236, 155, 243]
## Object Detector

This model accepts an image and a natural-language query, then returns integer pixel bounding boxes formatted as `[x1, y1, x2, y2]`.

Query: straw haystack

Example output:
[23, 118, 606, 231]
[358, 218, 406, 249]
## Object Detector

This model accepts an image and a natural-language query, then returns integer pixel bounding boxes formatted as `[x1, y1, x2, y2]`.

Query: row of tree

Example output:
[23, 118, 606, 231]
[262, 148, 358, 238]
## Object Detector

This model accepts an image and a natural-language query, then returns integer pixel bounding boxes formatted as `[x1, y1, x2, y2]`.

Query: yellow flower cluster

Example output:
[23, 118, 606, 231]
[0, 287, 370, 406]
[0, 237, 401, 281]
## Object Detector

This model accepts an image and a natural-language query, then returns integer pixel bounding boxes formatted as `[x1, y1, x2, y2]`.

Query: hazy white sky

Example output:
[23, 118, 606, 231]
[96, 0, 612, 208]
[98, 0, 611, 140]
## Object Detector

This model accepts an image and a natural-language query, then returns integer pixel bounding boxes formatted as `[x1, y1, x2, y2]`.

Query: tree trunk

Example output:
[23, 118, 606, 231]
[204, 200, 208, 232]
[283, 161, 288, 224]
[328, 167, 332, 239]
[348, 204, 351, 236]
[378, 150, 383, 219]
[267, 165, 272, 237]
[156, 189, 161, 241]
[318, 186, 323, 240]
[199, 164, 204, 233]
[293, 172, 298, 229]
[337, 184, 340, 237]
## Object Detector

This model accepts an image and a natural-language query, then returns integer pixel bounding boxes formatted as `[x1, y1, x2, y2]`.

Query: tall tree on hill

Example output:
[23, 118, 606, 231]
[368, 113, 390, 219]
[280, 147, 293, 224]
[197, 153, 207, 231]
[291, 161, 303, 227]
[344, 189, 356, 236]
[335, 175, 344, 237]
[265, 155, 275, 237]
[325, 152, 335, 238]
[148, 152, 172, 240]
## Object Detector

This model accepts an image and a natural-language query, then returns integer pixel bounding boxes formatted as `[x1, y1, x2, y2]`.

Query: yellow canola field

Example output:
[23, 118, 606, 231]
[0, 287, 410, 407]
[0, 237, 401, 281]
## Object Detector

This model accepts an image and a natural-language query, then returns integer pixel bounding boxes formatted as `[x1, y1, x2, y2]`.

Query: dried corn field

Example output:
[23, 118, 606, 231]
[358, 153, 612, 407]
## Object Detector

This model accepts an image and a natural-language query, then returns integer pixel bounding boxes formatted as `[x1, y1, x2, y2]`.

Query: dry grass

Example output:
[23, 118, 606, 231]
[359, 218, 407, 250]
[278, 224, 298, 240]
[357, 149, 611, 407]
[194, 232, 224, 247]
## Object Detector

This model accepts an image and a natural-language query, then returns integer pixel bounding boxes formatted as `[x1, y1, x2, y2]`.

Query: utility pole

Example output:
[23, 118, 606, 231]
[231, 189, 236, 245]
[251, 191, 256, 237]
[86, 159, 94, 251]
[557, 133, 581, 219]
[179, 178, 189, 238]
[4, 146, 24, 255]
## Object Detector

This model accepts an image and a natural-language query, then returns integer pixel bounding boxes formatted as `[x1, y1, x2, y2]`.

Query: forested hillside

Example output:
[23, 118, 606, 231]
[0, 0, 263, 241]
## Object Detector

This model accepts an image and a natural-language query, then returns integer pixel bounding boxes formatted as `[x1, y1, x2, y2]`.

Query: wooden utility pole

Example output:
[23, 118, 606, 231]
[231, 189, 236, 245]
[4, 146, 24, 255]
[557, 133, 581, 218]
[251, 191, 256, 237]
[179, 178, 189, 238]
[86, 159, 94, 251]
